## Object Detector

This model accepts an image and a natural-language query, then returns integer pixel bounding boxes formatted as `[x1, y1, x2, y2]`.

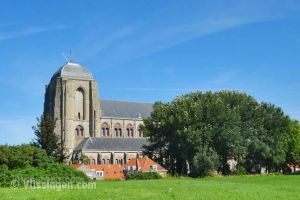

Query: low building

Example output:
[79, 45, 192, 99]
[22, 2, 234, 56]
[71, 164, 125, 180]
[124, 156, 168, 177]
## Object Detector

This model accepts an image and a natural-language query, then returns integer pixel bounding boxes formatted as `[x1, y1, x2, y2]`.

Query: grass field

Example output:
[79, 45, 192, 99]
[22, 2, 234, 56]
[0, 175, 299, 200]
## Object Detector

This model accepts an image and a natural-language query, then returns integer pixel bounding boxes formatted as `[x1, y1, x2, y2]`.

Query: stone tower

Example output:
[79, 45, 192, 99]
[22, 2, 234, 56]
[44, 61, 100, 154]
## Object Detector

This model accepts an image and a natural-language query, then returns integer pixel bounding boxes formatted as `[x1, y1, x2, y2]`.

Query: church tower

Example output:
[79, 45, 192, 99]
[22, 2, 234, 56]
[44, 61, 100, 154]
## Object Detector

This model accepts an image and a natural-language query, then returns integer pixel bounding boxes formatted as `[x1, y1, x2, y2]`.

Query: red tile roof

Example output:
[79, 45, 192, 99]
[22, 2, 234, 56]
[124, 156, 167, 173]
[71, 164, 125, 180]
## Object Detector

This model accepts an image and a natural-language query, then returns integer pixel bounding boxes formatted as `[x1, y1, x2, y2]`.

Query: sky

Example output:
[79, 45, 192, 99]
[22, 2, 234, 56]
[0, 0, 300, 144]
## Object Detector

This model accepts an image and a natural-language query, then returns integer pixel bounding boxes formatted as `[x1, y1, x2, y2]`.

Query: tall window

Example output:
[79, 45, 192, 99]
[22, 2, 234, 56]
[101, 122, 110, 137]
[126, 124, 134, 137]
[138, 129, 143, 137]
[114, 123, 122, 137]
[75, 125, 84, 137]
[75, 88, 84, 120]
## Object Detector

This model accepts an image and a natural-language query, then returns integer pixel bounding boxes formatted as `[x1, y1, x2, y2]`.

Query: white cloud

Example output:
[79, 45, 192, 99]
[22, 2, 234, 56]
[0, 25, 65, 41]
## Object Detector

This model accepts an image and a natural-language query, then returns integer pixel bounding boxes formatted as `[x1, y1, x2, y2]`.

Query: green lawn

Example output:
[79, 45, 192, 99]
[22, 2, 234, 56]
[1, 175, 299, 200]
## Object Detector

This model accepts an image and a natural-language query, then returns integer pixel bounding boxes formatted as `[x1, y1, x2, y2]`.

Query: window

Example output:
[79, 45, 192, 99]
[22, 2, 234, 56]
[126, 124, 134, 137]
[127, 128, 130, 137]
[101, 123, 110, 136]
[107, 159, 110, 164]
[102, 159, 105, 165]
[130, 129, 134, 137]
[114, 123, 122, 137]
[80, 127, 84, 136]
[91, 159, 96, 165]
[75, 88, 84, 120]
[151, 165, 157, 171]
[75, 125, 84, 137]
[138, 129, 143, 137]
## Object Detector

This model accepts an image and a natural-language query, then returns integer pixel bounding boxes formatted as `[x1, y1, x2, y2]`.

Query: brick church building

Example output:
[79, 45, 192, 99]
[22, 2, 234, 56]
[44, 61, 152, 165]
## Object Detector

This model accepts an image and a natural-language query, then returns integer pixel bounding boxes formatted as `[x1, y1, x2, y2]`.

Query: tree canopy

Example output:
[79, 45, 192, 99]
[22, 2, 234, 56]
[143, 91, 300, 177]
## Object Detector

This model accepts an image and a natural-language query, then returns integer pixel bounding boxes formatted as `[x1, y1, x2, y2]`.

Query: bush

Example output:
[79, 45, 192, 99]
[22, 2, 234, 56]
[126, 172, 162, 180]
[0, 145, 89, 187]
[236, 166, 248, 175]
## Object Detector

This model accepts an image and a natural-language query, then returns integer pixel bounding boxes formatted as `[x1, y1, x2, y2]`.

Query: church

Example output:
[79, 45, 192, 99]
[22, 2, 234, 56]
[44, 61, 153, 165]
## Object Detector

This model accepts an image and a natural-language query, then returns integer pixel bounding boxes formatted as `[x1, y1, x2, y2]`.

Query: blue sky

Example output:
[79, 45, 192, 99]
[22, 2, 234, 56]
[1, 0, 300, 144]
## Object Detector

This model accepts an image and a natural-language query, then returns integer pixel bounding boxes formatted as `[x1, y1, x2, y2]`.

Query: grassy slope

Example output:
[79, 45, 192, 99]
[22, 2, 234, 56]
[0, 175, 299, 200]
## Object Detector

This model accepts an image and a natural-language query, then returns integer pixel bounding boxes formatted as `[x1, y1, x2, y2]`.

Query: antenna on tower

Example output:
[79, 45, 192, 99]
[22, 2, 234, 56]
[69, 50, 72, 61]
[62, 52, 69, 62]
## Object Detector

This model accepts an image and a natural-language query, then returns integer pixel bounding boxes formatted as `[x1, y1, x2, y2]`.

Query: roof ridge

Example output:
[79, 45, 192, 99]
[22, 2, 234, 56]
[101, 99, 153, 104]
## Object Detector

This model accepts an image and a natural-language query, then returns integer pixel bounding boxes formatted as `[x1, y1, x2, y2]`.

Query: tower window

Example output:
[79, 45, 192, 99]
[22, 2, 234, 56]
[75, 125, 84, 137]
[75, 88, 84, 120]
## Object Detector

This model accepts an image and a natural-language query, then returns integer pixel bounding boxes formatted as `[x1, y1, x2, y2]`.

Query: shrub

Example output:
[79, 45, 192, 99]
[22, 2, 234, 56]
[126, 172, 162, 180]
[236, 166, 248, 175]
[0, 145, 89, 187]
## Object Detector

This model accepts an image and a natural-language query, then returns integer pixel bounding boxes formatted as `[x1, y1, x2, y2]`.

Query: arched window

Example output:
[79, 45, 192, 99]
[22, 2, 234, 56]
[138, 125, 144, 137]
[101, 122, 110, 137]
[126, 124, 134, 138]
[75, 88, 84, 120]
[75, 125, 84, 137]
[114, 123, 122, 137]
[138, 129, 143, 137]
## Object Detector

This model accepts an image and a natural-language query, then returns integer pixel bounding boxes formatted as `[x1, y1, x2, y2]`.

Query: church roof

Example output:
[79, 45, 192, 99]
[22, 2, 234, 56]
[51, 61, 93, 81]
[74, 137, 149, 151]
[100, 100, 153, 119]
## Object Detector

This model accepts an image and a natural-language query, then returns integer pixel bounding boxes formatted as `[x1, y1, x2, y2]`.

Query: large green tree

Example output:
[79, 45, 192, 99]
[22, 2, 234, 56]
[144, 91, 296, 176]
[285, 120, 300, 172]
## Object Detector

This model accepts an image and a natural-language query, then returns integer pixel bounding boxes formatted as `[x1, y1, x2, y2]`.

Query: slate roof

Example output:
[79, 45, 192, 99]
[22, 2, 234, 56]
[100, 100, 153, 119]
[51, 61, 93, 82]
[75, 137, 149, 151]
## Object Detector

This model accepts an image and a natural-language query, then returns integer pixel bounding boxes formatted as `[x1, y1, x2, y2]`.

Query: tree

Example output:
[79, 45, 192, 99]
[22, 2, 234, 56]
[285, 120, 300, 172]
[144, 91, 295, 176]
[32, 114, 66, 162]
